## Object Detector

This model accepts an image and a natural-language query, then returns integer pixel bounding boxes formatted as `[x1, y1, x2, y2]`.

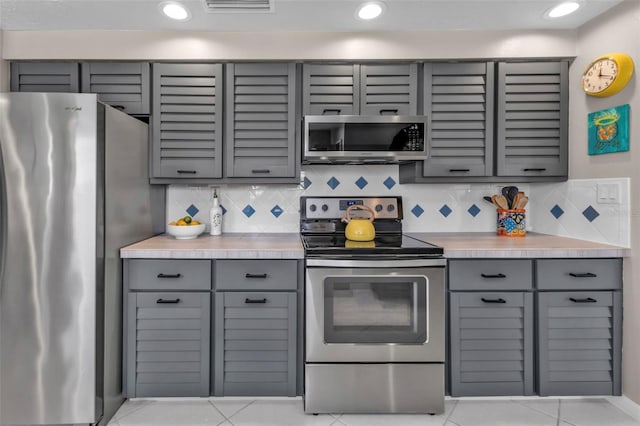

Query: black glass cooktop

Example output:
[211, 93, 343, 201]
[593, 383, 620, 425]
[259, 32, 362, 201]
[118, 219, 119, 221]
[301, 234, 443, 257]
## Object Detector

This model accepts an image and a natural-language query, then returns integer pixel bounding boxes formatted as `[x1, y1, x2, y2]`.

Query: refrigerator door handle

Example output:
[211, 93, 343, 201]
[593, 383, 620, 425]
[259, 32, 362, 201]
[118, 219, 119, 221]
[0, 144, 6, 299]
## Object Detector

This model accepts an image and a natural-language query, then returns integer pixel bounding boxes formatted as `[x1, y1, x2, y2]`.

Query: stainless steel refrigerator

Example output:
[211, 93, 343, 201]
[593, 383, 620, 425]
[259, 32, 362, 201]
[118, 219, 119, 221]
[0, 92, 164, 425]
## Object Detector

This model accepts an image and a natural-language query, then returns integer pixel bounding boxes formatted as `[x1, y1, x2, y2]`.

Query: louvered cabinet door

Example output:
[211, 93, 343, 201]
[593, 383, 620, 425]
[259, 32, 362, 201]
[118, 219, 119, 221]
[10, 62, 80, 92]
[449, 292, 534, 396]
[302, 64, 359, 115]
[214, 292, 297, 396]
[226, 63, 297, 178]
[537, 291, 622, 396]
[152, 63, 223, 179]
[126, 292, 211, 397]
[496, 61, 569, 178]
[423, 62, 494, 177]
[81, 62, 150, 114]
[360, 63, 418, 115]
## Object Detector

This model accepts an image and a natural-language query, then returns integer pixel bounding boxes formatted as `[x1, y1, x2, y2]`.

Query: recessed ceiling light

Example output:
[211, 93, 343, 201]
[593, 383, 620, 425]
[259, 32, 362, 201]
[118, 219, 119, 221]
[160, 1, 191, 21]
[356, 2, 385, 20]
[546, 1, 581, 18]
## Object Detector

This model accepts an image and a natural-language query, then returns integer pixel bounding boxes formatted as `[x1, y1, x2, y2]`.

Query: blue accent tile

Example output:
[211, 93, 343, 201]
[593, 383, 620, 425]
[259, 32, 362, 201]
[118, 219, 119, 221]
[270, 205, 283, 218]
[583, 205, 600, 222]
[550, 204, 564, 219]
[303, 176, 312, 189]
[439, 204, 452, 218]
[355, 176, 368, 189]
[383, 176, 396, 190]
[327, 176, 341, 190]
[242, 205, 256, 218]
[221, 204, 227, 215]
[186, 204, 199, 218]
[467, 204, 481, 217]
[411, 205, 424, 218]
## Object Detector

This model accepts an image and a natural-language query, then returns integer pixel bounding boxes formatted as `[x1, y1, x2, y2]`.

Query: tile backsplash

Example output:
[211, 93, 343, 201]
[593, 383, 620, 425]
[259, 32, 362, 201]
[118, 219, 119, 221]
[166, 166, 630, 247]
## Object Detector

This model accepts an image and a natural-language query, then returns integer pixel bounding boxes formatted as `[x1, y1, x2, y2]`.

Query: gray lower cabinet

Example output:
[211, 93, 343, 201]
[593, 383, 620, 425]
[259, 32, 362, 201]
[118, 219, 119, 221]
[448, 259, 534, 396]
[126, 291, 211, 397]
[536, 258, 622, 396]
[213, 259, 298, 396]
[124, 259, 213, 397]
[302, 62, 418, 116]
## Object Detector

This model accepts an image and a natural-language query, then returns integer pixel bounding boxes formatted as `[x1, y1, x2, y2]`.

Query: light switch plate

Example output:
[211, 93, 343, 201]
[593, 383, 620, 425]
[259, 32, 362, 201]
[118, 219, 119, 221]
[596, 183, 621, 204]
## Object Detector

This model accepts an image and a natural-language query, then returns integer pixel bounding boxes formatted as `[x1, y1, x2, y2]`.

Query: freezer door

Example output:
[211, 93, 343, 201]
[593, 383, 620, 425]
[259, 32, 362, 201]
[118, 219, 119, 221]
[0, 93, 99, 425]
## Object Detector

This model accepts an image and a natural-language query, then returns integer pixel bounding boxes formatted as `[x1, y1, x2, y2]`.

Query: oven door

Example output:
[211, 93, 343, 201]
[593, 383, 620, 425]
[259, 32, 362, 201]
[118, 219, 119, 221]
[305, 259, 445, 363]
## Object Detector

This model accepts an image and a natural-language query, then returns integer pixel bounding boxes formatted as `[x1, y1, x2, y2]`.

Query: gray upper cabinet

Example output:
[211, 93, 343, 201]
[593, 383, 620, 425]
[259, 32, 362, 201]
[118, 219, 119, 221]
[152, 63, 223, 179]
[496, 61, 569, 178]
[225, 63, 297, 179]
[81, 62, 150, 115]
[421, 62, 494, 178]
[302, 63, 418, 116]
[11, 62, 80, 92]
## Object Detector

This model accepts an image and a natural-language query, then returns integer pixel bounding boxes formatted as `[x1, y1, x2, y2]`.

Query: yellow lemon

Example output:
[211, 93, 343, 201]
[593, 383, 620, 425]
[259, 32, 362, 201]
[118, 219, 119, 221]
[191, 220, 201, 225]
[168, 221, 177, 226]
[177, 219, 187, 226]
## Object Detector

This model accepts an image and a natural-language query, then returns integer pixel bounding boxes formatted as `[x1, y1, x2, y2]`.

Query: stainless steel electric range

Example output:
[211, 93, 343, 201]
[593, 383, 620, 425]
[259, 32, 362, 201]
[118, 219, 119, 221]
[301, 196, 446, 414]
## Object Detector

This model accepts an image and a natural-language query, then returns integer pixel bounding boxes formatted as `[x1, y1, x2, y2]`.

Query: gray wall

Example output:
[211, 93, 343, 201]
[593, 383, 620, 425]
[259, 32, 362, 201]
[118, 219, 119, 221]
[572, 0, 640, 405]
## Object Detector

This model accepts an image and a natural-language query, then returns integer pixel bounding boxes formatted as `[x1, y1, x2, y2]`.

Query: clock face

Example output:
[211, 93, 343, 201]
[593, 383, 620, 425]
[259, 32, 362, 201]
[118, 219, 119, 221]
[582, 58, 618, 94]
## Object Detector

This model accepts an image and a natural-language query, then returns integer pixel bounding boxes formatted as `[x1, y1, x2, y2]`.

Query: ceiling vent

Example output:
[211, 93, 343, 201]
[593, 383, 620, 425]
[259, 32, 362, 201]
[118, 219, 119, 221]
[203, 0, 273, 13]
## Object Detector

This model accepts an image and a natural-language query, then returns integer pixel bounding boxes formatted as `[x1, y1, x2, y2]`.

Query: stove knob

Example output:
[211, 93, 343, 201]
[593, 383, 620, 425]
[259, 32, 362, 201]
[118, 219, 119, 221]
[309, 204, 317, 212]
[375, 204, 383, 212]
[322, 204, 329, 212]
[387, 204, 395, 212]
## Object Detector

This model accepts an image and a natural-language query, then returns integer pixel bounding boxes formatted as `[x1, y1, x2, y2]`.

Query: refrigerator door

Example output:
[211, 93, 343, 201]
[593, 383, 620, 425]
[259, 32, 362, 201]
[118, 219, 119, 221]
[0, 93, 99, 425]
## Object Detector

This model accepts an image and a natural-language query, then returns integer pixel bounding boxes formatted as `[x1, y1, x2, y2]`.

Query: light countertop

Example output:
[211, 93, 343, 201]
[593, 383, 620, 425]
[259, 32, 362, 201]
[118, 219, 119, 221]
[120, 232, 630, 259]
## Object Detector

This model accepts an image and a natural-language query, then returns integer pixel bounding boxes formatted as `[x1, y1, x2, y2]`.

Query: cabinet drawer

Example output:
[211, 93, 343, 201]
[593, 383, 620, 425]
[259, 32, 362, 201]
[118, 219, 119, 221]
[448, 259, 533, 290]
[128, 259, 211, 290]
[536, 259, 621, 290]
[215, 260, 297, 290]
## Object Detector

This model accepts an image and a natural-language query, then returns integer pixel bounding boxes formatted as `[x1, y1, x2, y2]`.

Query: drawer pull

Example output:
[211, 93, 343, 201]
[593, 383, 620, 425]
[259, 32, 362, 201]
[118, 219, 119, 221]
[176, 170, 197, 174]
[481, 297, 507, 304]
[251, 169, 271, 174]
[379, 109, 399, 115]
[322, 109, 341, 115]
[245, 298, 267, 304]
[156, 298, 181, 304]
[111, 105, 126, 111]
[449, 168, 470, 173]
[157, 273, 182, 279]
[245, 273, 268, 279]
[569, 272, 597, 278]
[481, 273, 506, 279]
[523, 168, 546, 172]
[570, 297, 597, 303]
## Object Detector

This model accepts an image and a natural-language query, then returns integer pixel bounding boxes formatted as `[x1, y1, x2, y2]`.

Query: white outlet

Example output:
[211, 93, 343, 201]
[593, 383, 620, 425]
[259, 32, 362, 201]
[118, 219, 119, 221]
[596, 183, 621, 204]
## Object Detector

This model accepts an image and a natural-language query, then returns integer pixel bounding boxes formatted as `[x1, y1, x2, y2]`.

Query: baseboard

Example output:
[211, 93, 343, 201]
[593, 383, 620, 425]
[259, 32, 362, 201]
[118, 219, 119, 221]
[607, 396, 640, 421]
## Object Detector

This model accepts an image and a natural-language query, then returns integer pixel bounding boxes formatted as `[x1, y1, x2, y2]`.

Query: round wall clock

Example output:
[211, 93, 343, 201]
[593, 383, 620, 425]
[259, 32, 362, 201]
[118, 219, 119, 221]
[581, 52, 634, 97]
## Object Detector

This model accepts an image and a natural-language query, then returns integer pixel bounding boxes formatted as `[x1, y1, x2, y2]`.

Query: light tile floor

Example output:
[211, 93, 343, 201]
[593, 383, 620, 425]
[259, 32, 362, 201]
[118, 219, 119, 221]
[107, 397, 640, 426]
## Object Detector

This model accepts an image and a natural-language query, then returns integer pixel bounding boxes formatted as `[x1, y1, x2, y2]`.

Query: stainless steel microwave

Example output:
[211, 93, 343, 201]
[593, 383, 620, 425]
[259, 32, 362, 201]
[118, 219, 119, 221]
[303, 115, 427, 164]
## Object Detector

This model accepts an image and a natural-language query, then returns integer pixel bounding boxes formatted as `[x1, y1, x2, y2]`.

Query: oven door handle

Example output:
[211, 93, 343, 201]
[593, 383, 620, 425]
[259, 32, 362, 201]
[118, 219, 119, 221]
[305, 258, 446, 268]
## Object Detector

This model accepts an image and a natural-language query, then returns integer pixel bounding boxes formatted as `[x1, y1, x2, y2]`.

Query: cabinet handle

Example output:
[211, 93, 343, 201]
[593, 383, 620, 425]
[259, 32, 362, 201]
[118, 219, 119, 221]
[156, 298, 181, 304]
[523, 168, 546, 172]
[251, 169, 271, 174]
[245, 298, 267, 304]
[449, 169, 470, 173]
[111, 105, 126, 111]
[379, 109, 398, 115]
[322, 109, 341, 115]
[245, 273, 268, 279]
[481, 297, 507, 304]
[569, 272, 597, 278]
[481, 273, 506, 279]
[570, 297, 597, 303]
[157, 273, 182, 279]
[177, 170, 197, 174]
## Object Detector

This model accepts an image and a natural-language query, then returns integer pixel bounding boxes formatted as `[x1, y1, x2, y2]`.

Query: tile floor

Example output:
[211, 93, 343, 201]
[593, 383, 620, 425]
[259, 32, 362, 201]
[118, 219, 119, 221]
[107, 397, 640, 426]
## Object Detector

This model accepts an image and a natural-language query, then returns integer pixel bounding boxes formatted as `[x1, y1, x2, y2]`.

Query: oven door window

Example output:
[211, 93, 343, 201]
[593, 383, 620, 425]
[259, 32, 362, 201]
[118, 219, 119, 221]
[323, 276, 427, 344]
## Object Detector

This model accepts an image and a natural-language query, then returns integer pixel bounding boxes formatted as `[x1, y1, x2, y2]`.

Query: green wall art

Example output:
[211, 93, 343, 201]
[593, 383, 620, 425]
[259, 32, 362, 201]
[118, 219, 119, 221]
[588, 104, 630, 155]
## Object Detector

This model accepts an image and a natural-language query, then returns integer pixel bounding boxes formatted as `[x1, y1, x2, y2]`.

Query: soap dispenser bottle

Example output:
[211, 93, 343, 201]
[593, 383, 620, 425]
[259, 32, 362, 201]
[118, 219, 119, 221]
[209, 189, 222, 236]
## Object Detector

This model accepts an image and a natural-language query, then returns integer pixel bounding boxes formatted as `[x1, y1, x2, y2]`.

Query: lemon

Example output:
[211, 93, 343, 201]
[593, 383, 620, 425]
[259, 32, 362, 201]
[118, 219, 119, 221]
[191, 220, 201, 225]
[168, 221, 177, 226]
[177, 219, 187, 226]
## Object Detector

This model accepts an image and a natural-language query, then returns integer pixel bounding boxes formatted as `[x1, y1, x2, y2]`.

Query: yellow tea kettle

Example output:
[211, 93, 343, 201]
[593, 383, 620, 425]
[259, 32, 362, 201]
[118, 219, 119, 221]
[342, 204, 376, 241]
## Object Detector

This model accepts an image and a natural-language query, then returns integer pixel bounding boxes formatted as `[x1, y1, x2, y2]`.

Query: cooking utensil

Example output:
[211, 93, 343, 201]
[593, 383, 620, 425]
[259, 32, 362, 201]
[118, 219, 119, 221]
[514, 195, 528, 209]
[483, 196, 495, 205]
[492, 194, 510, 210]
[501, 186, 519, 209]
[341, 204, 376, 241]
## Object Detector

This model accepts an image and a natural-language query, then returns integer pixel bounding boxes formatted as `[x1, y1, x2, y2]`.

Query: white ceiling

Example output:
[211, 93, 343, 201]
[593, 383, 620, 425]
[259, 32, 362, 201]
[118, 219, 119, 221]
[0, 0, 625, 32]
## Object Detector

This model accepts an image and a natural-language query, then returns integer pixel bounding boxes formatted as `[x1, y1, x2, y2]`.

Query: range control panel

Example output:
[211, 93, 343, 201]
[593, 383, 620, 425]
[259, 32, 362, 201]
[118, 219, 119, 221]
[303, 197, 401, 220]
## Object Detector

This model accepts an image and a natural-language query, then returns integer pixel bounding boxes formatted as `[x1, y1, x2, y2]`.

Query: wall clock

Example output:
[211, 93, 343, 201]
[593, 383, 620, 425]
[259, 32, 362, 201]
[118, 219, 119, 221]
[581, 52, 634, 97]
